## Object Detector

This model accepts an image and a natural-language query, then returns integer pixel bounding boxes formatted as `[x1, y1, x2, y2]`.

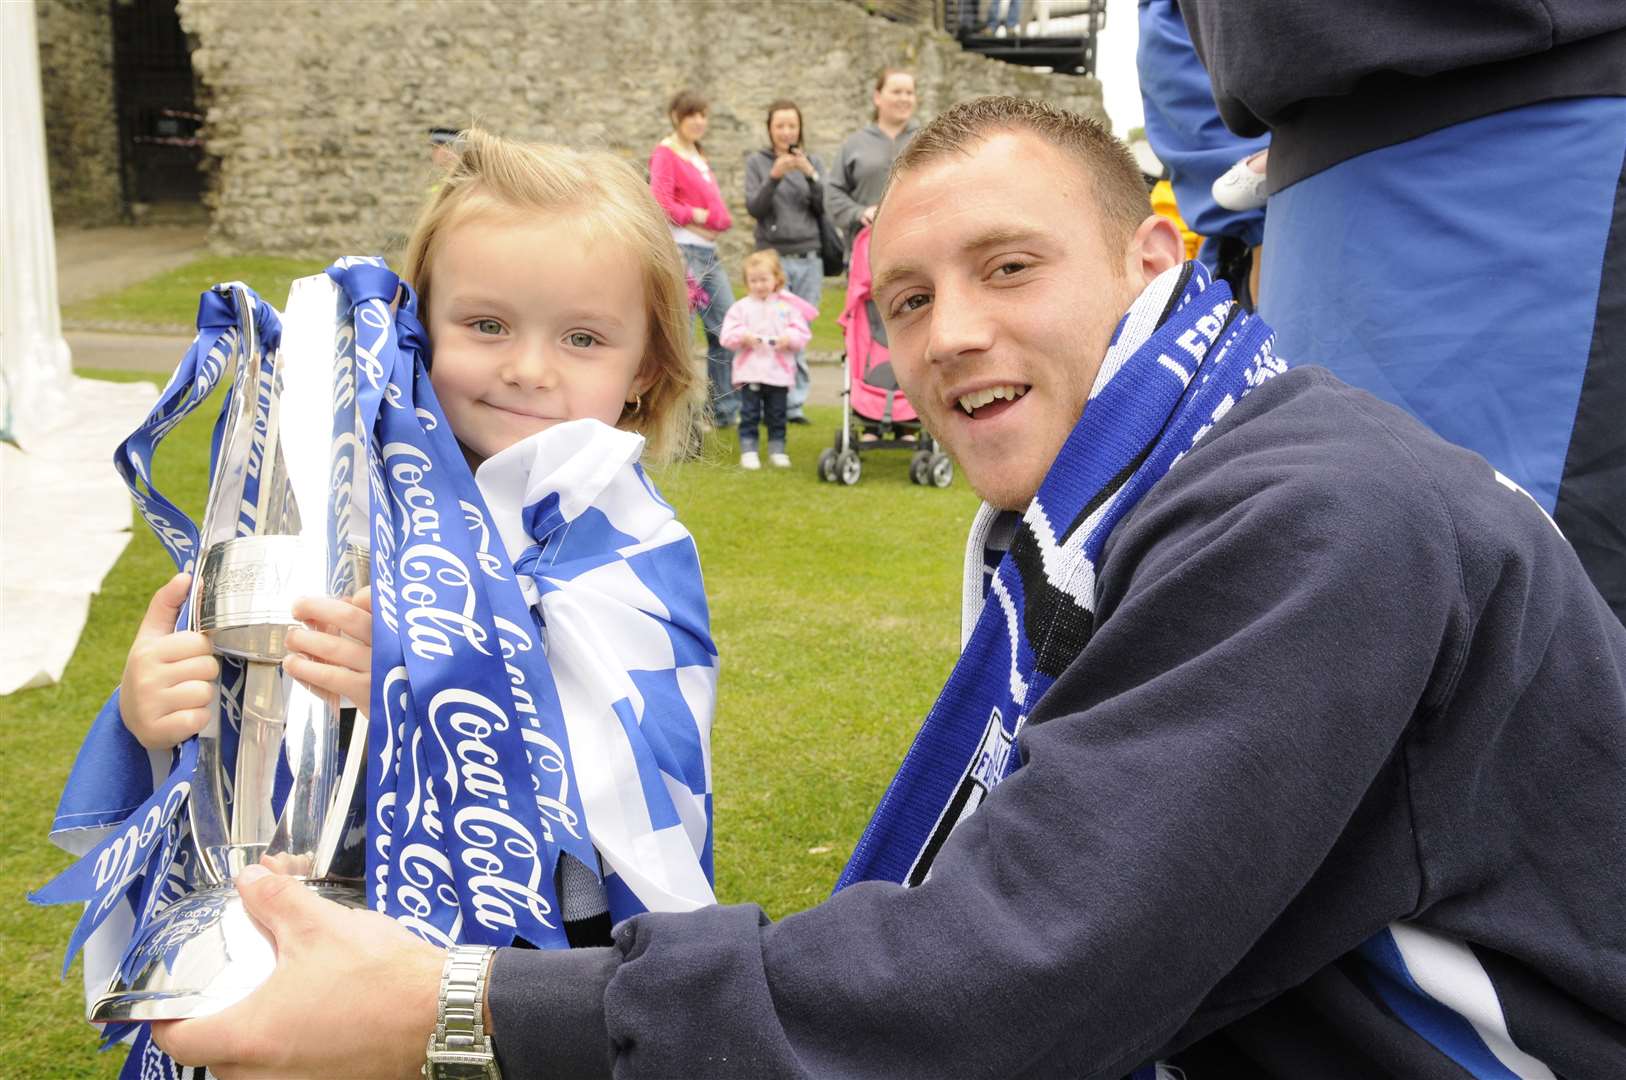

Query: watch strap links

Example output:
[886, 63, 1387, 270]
[423, 944, 501, 1080]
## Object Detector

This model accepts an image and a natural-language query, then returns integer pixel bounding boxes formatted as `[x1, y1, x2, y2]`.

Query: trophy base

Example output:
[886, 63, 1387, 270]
[89, 879, 367, 1023]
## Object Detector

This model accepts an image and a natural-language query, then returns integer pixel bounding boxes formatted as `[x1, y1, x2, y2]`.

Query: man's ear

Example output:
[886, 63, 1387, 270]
[1125, 214, 1185, 286]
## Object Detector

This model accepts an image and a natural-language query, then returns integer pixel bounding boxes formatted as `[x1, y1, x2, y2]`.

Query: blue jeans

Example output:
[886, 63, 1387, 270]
[779, 252, 823, 419]
[679, 243, 738, 426]
[738, 384, 788, 454]
[984, 0, 1020, 30]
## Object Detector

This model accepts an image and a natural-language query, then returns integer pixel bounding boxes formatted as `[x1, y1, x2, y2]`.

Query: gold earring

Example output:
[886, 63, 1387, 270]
[625, 393, 643, 416]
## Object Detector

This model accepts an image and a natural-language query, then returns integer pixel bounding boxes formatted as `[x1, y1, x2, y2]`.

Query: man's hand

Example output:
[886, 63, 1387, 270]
[283, 587, 372, 709]
[120, 573, 220, 750]
[153, 865, 445, 1079]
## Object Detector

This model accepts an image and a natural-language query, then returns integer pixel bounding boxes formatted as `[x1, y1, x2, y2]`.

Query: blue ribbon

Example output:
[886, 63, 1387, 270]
[328, 260, 596, 948]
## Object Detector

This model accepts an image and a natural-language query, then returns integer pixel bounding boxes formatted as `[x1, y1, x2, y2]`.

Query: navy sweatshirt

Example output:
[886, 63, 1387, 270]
[489, 368, 1626, 1078]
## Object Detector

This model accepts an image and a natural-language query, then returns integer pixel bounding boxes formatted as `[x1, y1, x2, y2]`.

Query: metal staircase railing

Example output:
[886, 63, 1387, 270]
[945, 0, 1106, 76]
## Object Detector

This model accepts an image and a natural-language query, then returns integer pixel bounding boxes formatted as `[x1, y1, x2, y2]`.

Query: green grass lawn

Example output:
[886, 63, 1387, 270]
[63, 254, 849, 355]
[62, 256, 331, 330]
[3, 371, 975, 1076]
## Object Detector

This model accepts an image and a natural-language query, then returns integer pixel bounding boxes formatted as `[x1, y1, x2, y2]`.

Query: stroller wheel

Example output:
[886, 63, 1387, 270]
[908, 451, 931, 485]
[928, 453, 954, 489]
[836, 449, 863, 486]
[817, 448, 838, 483]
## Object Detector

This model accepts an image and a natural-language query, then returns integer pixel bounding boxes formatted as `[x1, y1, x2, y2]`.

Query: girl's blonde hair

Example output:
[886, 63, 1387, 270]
[742, 249, 786, 291]
[402, 128, 702, 463]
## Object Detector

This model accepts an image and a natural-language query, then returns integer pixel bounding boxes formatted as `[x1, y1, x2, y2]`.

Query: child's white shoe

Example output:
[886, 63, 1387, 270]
[769, 452, 791, 468]
[740, 451, 761, 470]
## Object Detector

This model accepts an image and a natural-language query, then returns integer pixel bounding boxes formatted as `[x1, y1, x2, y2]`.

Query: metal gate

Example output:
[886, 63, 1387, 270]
[111, 0, 204, 209]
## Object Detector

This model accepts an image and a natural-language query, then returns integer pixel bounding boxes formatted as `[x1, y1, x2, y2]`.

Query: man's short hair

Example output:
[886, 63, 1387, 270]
[889, 96, 1151, 250]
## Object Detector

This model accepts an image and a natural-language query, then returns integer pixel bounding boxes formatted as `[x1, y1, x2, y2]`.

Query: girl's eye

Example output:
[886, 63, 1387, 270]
[566, 331, 597, 349]
[472, 318, 504, 336]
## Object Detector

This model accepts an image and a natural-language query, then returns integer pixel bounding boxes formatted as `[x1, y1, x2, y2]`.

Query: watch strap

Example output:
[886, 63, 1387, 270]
[423, 944, 501, 1080]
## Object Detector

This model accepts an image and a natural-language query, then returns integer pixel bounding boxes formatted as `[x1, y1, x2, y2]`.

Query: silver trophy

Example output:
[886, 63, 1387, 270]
[92, 275, 373, 1022]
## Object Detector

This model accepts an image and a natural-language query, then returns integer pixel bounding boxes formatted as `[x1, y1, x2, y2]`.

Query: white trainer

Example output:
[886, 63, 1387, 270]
[740, 451, 761, 470]
[1211, 149, 1270, 212]
[769, 452, 791, 468]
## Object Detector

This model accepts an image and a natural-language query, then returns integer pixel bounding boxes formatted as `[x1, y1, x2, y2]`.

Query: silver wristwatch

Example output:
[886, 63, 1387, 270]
[423, 945, 503, 1080]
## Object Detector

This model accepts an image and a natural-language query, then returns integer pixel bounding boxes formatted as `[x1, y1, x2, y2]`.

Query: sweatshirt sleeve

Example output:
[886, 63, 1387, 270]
[648, 146, 693, 228]
[744, 153, 778, 221]
[482, 401, 1469, 1078]
[823, 137, 865, 236]
[718, 300, 749, 351]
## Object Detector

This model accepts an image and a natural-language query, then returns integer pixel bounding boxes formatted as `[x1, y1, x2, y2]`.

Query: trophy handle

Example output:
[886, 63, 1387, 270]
[188, 286, 264, 889]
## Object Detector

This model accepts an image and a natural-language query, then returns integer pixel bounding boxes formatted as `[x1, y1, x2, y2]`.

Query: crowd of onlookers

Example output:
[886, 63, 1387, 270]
[646, 69, 919, 468]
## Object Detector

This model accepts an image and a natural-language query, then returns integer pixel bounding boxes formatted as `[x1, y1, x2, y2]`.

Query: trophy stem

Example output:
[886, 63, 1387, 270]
[228, 662, 285, 862]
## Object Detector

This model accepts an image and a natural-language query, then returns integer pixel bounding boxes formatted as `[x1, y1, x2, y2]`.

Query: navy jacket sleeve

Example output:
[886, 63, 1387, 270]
[486, 374, 1485, 1079]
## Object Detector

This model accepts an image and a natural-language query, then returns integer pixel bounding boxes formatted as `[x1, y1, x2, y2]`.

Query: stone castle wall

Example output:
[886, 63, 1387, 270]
[174, 0, 1105, 263]
[35, 0, 123, 226]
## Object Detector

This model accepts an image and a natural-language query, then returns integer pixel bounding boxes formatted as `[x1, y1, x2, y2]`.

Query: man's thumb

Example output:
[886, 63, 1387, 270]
[137, 572, 193, 639]
[236, 864, 322, 950]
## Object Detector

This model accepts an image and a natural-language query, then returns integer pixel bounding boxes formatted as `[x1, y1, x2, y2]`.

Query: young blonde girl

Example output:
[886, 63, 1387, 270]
[720, 249, 815, 469]
[109, 130, 716, 952]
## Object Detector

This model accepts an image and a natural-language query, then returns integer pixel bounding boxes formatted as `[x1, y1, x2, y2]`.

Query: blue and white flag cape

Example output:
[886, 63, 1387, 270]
[836, 263, 1285, 891]
[36, 260, 716, 1076]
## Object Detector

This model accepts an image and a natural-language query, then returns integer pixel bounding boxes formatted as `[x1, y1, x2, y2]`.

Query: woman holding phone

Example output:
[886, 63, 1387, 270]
[744, 99, 825, 424]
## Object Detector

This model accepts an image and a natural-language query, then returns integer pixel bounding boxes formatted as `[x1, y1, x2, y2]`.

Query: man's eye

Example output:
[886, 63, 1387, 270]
[472, 318, 504, 336]
[566, 331, 597, 349]
[892, 293, 930, 317]
[993, 261, 1028, 278]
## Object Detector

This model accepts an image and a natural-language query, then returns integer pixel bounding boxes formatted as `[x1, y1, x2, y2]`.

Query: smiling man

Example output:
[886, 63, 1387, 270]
[155, 99, 1625, 1080]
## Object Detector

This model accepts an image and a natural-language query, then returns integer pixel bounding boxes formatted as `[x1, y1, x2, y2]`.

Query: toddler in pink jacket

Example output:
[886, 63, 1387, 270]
[720, 250, 815, 469]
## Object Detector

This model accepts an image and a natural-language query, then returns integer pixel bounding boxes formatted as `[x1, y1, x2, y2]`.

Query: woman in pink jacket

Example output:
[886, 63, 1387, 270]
[650, 90, 738, 429]
[719, 250, 814, 470]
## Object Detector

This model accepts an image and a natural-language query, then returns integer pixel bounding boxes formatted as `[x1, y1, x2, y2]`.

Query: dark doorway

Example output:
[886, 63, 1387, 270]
[111, 0, 205, 216]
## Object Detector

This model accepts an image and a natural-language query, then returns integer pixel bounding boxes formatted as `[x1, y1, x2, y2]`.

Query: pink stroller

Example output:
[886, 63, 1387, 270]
[816, 227, 955, 488]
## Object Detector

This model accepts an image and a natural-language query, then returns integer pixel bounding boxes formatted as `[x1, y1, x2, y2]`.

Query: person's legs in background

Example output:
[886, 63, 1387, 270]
[1260, 97, 1626, 622]
[984, 0, 1020, 33]
[680, 244, 739, 428]
[737, 383, 762, 468]
[781, 252, 823, 423]
[765, 386, 790, 466]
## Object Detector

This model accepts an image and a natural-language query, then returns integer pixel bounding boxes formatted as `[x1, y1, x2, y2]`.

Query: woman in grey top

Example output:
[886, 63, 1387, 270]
[825, 68, 919, 253]
[744, 99, 825, 423]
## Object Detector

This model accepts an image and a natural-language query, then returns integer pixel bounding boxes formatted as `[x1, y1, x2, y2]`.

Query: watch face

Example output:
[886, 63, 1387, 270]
[425, 1051, 499, 1080]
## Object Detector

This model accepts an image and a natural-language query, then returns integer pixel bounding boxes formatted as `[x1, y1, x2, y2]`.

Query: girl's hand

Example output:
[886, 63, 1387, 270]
[691, 207, 710, 227]
[859, 205, 879, 229]
[738, 332, 760, 349]
[120, 573, 220, 750]
[283, 588, 372, 710]
[791, 149, 816, 177]
[770, 153, 796, 179]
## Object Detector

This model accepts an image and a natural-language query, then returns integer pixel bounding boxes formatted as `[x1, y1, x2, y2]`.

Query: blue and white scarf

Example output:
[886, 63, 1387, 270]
[38, 260, 716, 1075]
[836, 263, 1285, 892]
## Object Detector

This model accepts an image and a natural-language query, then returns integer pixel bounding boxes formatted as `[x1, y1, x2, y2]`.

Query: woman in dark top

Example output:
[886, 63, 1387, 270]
[744, 99, 825, 424]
